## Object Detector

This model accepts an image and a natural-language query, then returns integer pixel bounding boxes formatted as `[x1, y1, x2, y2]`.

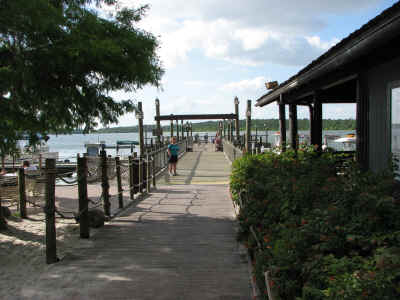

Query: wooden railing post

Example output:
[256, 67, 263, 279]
[18, 168, 27, 218]
[152, 154, 156, 188]
[128, 155, 134, 199]
[78, 156, 89, 239]
[45, 158, 58, 264]
[115, 156, 123, 208]
[146, 153, 151, 193]
[0, 194, 7, 230]
[100, 150, 110, 216]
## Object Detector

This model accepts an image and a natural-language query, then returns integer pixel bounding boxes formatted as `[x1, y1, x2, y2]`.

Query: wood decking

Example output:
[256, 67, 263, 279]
[16, 144, 251, 300]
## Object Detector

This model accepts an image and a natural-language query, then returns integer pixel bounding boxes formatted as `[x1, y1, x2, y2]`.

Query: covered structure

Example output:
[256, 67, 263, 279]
[256, 2, 400, 172]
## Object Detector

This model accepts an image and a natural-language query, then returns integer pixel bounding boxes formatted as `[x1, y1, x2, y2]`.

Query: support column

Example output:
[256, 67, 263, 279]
[279, 95, 286, 151]
[308, 104, 314, 145]
[289, 104, 298, 150]
[176, 119, 179, 141]
[246, 100, 252, 153]
[155, 98, 161, 146]
[181, 120, 184, 140]
[312, 92, 323, 151]
[356, 74, 369, 170]
[138, 102, 144, 156]
[170, 119, 174, 140]
[234, 97, 240, 141]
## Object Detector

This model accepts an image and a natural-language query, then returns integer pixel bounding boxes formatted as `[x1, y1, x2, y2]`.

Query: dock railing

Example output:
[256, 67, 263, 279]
[223, 140, 244, 163]
[0, 138, 191, 264]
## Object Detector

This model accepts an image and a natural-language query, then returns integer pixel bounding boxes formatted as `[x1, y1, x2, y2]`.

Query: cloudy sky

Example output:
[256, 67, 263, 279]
[106, 0, 398, 126]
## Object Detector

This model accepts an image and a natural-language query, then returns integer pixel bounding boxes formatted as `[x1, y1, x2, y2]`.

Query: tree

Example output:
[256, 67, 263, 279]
[0, 0, 163, 141]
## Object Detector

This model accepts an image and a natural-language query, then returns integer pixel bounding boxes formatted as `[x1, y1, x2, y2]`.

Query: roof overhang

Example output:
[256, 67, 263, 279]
[256, 4, 400, 107]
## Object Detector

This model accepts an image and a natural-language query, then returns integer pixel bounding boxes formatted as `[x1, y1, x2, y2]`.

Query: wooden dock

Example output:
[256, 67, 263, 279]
[17, 143, 251, 300]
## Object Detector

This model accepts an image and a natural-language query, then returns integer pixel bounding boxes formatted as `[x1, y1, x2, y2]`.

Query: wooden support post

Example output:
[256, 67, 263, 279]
[176, 119, 179, 141]
[356, 75, 369, 170]
[308, 104, 314, 145]
[279, 96, 286, 151]
[115, 157, 123, 208]
[246, 99, 252, 153]
[190, 123, 193, 137]
[223, 120, 226, 138]
[18, 168, 27, 218]
[100, 150, 110, 216]
[128, 156, 134, 199]
[78, 156, 89, 239]
[152, 154, 156, 188]
[155, 98, 161, 146]
[133, 153, 139, 194]
[138, 102, 145, 156]
[289, 104, 298, 150]
[139, 155, 143, 193]
[313, 93, 323, 151]
[181, 120, 184, 140]
[0, 194, 7, 230]
[45, 158, 58, 264]
[170, 119, 174, 139]
[146, 153, 150, 193]
[234, 97, 240, 141]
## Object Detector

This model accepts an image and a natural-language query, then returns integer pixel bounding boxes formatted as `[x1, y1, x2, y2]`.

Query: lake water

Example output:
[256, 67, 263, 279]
[46, 130, 355, 161]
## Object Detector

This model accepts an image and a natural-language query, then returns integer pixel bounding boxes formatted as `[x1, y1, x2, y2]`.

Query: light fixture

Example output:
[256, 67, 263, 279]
[155, 98, 159, 105]
[234, 97, 239, 105]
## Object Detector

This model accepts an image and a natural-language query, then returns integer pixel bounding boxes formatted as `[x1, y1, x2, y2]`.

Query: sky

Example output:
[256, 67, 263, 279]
[104, 0, 399, 126]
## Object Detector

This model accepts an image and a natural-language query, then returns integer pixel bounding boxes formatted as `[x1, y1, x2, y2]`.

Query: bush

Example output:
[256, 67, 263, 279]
[230, 148, 400, 299]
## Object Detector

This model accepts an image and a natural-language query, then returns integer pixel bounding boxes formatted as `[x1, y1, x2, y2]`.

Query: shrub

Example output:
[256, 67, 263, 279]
[230, 148, 400, 299]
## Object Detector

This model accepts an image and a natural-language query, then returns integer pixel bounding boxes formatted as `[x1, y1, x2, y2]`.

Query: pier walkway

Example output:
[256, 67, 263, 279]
[18, 144, 251, 300]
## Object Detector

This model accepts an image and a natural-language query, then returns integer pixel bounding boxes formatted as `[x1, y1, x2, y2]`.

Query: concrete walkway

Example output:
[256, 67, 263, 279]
[18, 144, 251, 300]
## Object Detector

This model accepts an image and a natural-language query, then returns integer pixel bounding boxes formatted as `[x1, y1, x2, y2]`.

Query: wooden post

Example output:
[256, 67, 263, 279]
[45, 158, 58, 264]
[152, 154, 156, 188]
[146, 153, 150, 193]
[246, 99, 252, 153]
[190, 123, 193, 137]
[100, 150, 110, 216]
[234, 97, 240, 141]
[308, 103, 314, 145]
[279, 96, 286, 151]
[78, 156, 89, 239]
[313, 93, 323, 151]
[155, 98, 161, 146]
[138, 102, 145, 156]
[170, 119, 174, 139]
[0, 194, 7, 230]
[133, 152, 139, 194]
[128, 156, 134, 199]
[18, 168, 27, 218]
[223, 120, 226, 138]
[138, 155, 143, 193]
[115, 157, 123, 208]
[176, 119, 179, 141]
[356, 75, 369, 170]
[181, 120, 184, 140]
[39, 154, 42, 170]
[289, 104, 298, 150]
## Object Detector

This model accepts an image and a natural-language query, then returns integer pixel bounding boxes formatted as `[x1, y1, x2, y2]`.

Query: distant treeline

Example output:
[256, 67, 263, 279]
[95, 119, 356, 133]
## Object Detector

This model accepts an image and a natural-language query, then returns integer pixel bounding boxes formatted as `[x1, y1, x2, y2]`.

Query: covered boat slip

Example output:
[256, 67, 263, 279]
[256, 2, 400, 173]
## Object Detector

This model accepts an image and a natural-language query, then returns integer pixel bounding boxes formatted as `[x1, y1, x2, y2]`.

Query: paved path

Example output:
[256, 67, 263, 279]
[17, 144, 251, 300]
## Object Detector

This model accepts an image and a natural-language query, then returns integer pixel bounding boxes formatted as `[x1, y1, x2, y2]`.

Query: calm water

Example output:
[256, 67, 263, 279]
[46, 130, 355, 161]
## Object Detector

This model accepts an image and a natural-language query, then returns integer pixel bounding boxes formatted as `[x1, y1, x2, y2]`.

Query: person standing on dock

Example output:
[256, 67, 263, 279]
[167, 137, 179, 176]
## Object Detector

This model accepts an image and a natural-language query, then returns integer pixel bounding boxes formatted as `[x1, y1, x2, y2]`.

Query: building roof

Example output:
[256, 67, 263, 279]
[256, 2, 400, 107]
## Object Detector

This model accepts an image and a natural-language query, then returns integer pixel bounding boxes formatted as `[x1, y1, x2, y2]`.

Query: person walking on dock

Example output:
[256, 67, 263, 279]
[167, 136, 179, 176]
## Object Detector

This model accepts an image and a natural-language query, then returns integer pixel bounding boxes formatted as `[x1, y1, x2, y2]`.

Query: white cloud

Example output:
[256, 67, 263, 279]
[220, 77, 268, 92]
[110, 1, 381, 69]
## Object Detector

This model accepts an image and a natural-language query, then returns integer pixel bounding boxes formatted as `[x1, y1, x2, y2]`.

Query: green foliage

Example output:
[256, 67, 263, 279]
[0, 0, 163, 140]
[230, 149, 400, 299]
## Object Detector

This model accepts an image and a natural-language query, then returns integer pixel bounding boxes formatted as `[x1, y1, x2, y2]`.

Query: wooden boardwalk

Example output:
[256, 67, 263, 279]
[157, 143, 231, 185]
[18, 144, 251, 300]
